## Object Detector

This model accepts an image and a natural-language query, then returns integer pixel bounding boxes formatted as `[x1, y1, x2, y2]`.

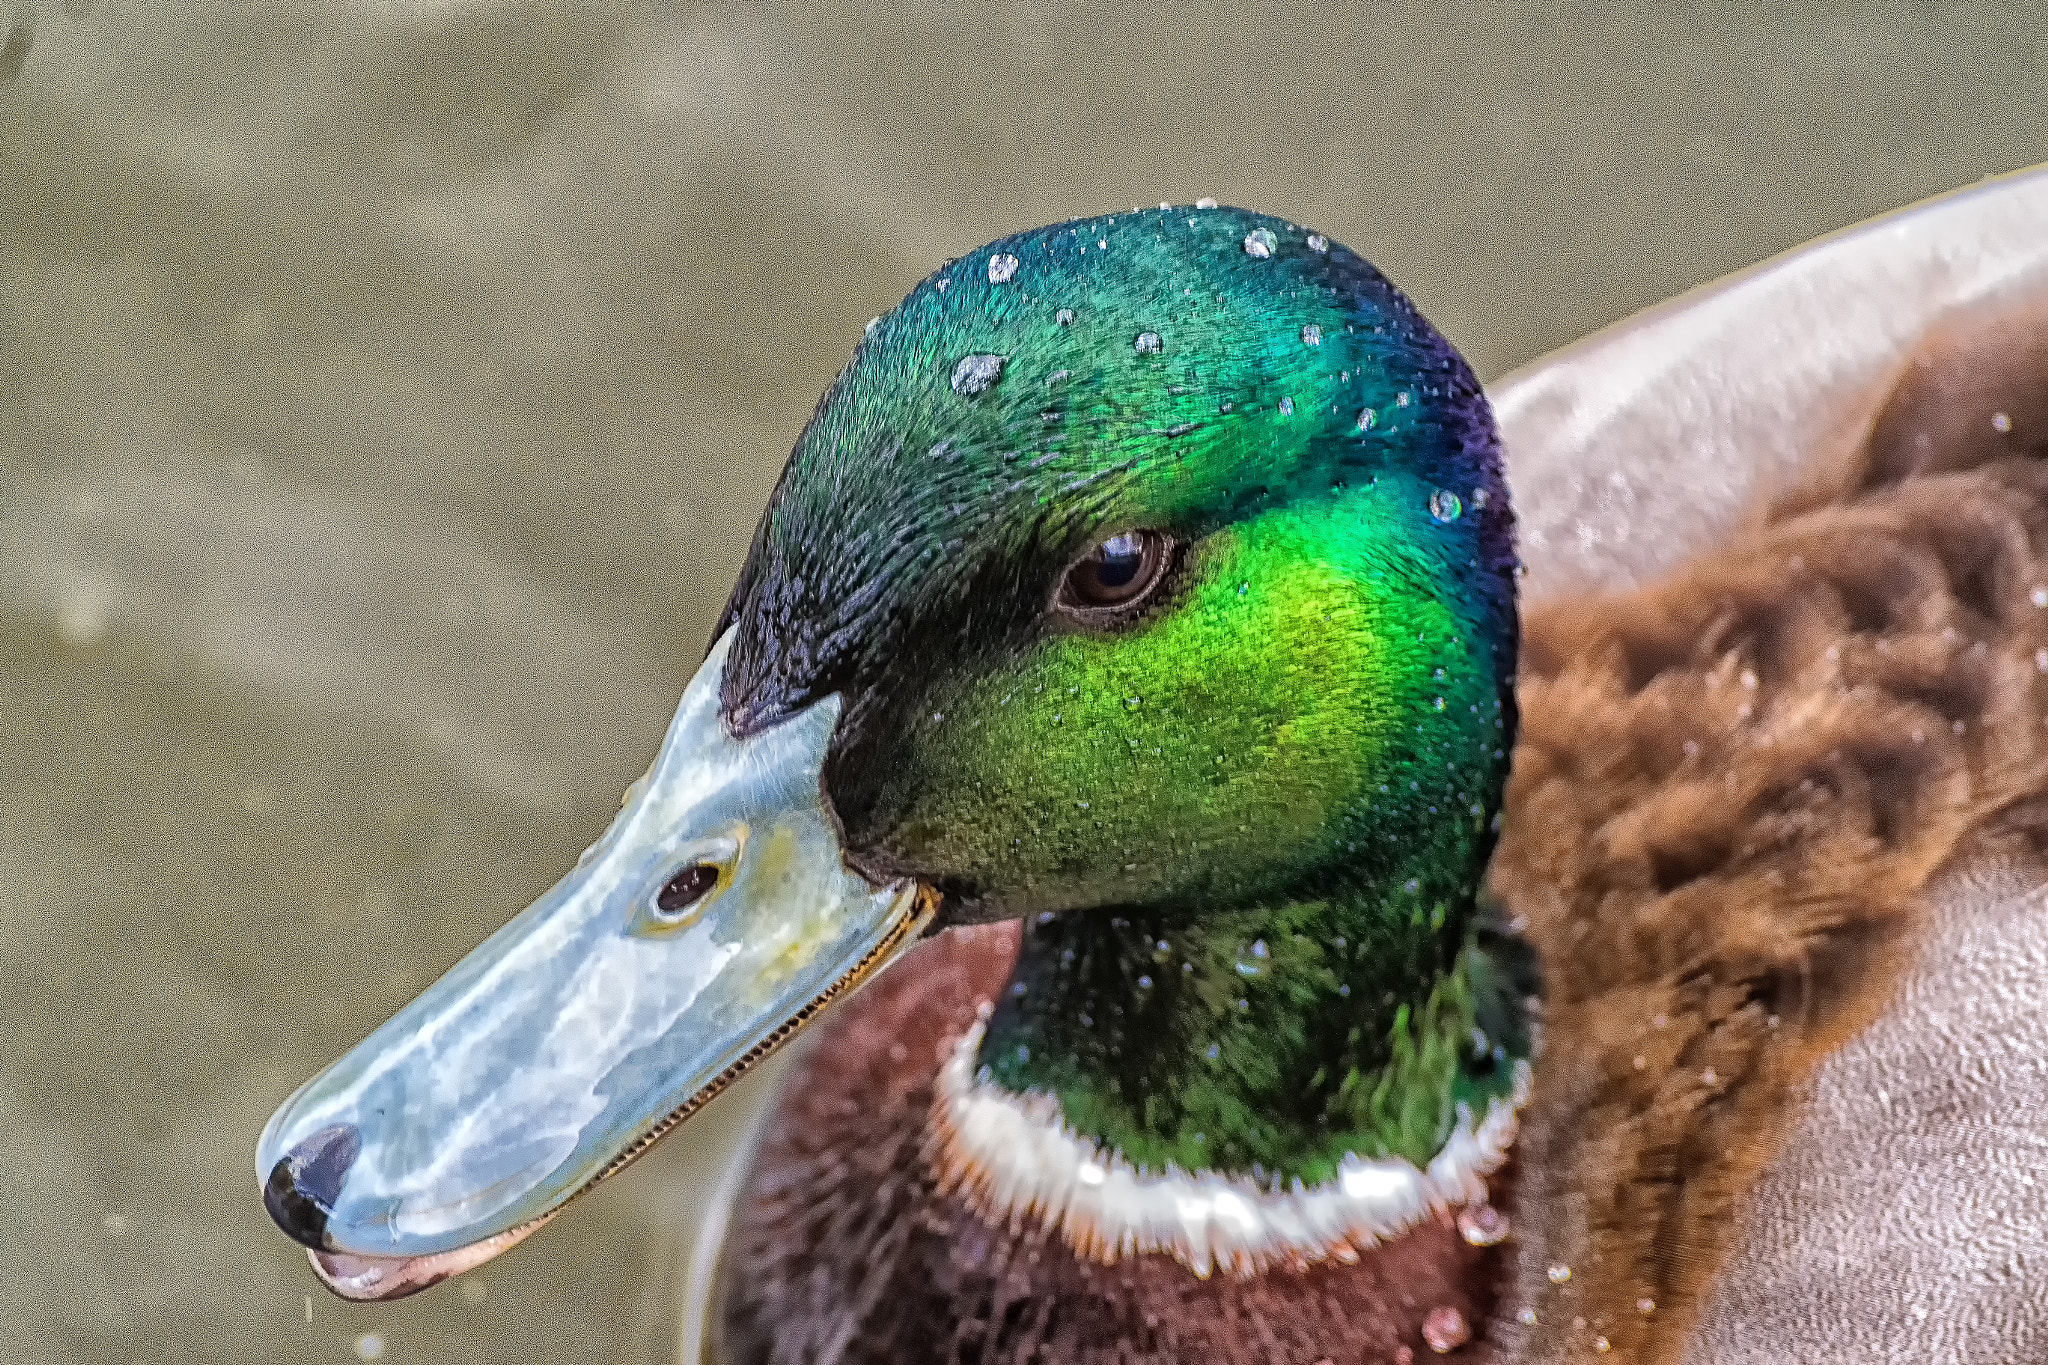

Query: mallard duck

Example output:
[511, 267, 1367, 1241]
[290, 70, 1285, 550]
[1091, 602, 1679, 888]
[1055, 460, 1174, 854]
[258, 168, 2048, 1363]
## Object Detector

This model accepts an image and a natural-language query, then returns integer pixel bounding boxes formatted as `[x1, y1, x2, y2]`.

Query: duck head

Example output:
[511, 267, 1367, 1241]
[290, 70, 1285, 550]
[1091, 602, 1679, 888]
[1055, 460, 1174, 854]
[257, 206, 1523, 1298]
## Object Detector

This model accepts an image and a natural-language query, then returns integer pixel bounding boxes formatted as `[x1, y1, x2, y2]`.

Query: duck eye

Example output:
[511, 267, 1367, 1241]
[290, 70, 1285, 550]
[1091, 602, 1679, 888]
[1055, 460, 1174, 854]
[1057, 529, 1172, 622]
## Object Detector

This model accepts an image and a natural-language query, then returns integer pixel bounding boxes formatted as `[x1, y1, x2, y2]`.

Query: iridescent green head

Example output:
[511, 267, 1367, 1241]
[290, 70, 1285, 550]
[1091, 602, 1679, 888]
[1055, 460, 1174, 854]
[257, 207, 1523, 1299]
[721, 207, 1517, 928]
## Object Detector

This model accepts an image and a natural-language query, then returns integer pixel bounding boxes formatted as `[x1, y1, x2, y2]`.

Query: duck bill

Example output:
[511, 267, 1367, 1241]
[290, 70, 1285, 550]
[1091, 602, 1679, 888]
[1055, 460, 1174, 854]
[255, 630, 934, 1301]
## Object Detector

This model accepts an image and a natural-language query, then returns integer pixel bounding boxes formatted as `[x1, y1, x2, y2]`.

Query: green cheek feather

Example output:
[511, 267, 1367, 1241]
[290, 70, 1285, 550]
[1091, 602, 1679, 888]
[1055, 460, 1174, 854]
[862, 482, 1520, 1183]
[881, 482, 1497, 916]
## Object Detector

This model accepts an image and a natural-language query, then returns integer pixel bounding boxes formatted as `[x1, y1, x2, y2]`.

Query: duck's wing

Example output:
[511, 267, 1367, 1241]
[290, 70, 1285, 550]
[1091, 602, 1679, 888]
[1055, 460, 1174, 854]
[1499, 165, 2048, 608]
[1487, 165, 2048, 1365]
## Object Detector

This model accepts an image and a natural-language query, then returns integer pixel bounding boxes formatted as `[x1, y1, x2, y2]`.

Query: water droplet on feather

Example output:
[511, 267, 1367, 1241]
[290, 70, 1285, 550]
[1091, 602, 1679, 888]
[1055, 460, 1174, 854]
[1457, 1204, 1509, 1246]
[1421, 1305, 1470, 1353]
[950, 354, 1007, 396]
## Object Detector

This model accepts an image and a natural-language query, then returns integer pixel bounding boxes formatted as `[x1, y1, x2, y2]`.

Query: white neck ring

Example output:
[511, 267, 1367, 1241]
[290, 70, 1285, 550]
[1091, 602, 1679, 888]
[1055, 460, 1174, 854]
[927, 1012, 1528, 1279]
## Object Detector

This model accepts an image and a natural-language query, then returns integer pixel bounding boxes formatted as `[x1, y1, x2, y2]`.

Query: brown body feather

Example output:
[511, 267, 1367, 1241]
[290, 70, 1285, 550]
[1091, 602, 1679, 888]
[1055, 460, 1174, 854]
[1491, 286, 2048, 1364]
[717, 296, 2048, 1363]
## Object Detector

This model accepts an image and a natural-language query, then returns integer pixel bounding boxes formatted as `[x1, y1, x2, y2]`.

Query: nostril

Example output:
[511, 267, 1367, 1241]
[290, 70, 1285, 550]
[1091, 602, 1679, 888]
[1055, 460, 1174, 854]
[263, 1123, 360, 1249]
[654, 863, 720, 922]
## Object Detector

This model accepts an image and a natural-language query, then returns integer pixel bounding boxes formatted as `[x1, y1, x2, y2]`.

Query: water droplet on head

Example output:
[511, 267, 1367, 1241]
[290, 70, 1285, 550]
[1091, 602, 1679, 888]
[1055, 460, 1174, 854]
[1134, 331, 1164, 355]
[1196, 196, 1218, 209]
[1429, 489, 1463, 523]
[1300, 323, 1322, 346]
[1055, 307, 1075, 326]
[1242, 228, 1277, 259]
[1421, 1304, 1470, 1353]
[950, 353, 1007, 396]
[864, 316, 881, 335]
[1205, 1042, 1221, 1060]
[988, 252, 1019, 284]
[1279, 396, 1295, 416]
[1356, 408, 1376, 432]
[1307, 232, 1329, 253]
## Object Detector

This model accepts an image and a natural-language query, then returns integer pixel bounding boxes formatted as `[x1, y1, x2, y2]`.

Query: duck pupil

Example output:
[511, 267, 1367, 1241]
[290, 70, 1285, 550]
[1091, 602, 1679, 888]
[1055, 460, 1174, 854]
[1060, 529, 1168, 616]
[656, 863, 719, 919]
[1095, 535, 1143, 589]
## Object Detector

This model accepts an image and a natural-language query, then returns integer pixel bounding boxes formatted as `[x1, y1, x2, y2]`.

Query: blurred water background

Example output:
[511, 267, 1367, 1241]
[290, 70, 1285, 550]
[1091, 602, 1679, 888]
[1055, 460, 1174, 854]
[1, 2, 2043, 1361]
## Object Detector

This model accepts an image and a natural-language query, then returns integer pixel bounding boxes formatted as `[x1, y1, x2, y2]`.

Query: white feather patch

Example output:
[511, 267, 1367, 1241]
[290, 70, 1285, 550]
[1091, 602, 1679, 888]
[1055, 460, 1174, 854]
[928, 1013, 1529, 1278]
